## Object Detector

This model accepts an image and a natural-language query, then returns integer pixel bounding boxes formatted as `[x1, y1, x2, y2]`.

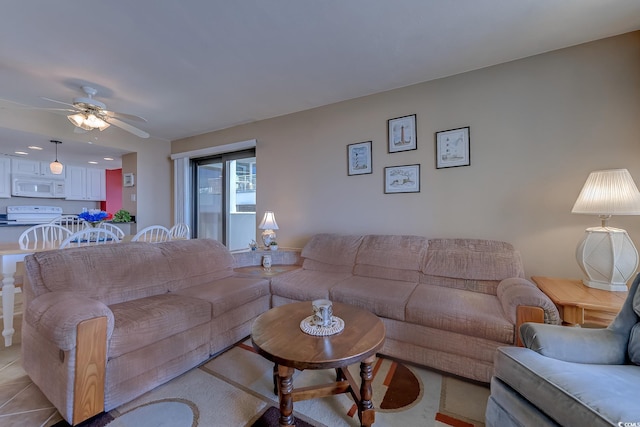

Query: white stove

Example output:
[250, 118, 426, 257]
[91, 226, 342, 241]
[6, 206, 63, 223]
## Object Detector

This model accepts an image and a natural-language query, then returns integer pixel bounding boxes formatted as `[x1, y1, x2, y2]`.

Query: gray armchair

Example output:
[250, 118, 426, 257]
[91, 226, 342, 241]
[486, 273, 640, 427]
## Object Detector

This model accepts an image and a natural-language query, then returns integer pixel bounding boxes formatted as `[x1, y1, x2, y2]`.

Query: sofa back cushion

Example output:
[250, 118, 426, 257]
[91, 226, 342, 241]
[301, 233, 363, 273]
[627, 289, 640, 364]
[25, 239, 234, 305]
[353, 235, 428, 282]
[421, 239, 525, 295]
[160, 239, 235, 291]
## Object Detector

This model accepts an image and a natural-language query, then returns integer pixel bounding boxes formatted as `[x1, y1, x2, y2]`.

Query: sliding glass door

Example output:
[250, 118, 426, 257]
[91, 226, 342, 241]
[193, 150, 255, 250]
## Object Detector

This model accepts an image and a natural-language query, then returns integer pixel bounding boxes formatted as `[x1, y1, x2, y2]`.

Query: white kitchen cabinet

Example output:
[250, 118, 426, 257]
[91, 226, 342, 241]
[65, 166, 106, 201]
[0, 157, 10, 198]
[86, 168, 106, 201]
[11, 158, 65, 178]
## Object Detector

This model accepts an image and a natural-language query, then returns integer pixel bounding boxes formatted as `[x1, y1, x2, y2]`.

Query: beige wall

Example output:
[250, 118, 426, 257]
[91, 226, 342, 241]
[173, 31, 640, 280]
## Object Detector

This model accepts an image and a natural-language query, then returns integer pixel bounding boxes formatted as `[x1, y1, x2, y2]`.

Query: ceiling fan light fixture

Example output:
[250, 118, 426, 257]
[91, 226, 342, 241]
[97, 120, 110, 131]
[84, 113, 105, 128]
[67, 113, 85, 127]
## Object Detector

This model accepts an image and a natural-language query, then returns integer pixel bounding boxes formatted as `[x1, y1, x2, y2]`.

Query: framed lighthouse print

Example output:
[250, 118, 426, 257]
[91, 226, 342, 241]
[388, 114, 417, 153]
[347, 141, 372, 175]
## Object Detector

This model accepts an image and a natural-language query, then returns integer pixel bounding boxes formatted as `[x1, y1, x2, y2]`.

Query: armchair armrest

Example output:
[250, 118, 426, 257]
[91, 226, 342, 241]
[497, 278, 561, 325]
[520, 322, 628, 364]
[25, 291, 114, 351]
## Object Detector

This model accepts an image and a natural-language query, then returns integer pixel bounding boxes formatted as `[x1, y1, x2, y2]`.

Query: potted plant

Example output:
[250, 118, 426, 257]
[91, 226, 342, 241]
[269, 241, 279, 251]
[112, 209, 132, 223]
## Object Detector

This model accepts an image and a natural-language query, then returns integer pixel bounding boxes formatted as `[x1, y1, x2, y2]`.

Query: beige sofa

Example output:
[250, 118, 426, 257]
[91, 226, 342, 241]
[21, 234, 559, 424]
[270, 234, 561, 383]
[21, 239, 270, 425]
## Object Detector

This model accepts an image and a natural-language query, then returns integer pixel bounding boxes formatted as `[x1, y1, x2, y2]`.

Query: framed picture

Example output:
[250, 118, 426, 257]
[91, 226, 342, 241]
[436, 127, 470, 169]
[384, 164, 420, 194]
[388, 114, 417, 153]
[347, 141, 372, 175]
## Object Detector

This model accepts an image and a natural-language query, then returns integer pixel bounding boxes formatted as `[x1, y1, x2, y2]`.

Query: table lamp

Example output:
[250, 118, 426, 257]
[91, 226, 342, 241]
[259, 211, 279, 248]
[571, 169, 640, 291]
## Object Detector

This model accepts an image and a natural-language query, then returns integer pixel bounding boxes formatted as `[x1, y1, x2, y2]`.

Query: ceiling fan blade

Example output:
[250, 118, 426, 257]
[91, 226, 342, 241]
[0, 99, 76, 114]
[107, 117, 150, 138]
[104, 110, 147, 123]
[41, 97, 77, 109]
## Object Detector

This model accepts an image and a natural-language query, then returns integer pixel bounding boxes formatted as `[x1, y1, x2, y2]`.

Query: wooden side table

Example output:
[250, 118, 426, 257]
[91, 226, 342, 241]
[531, 276, 627, 327]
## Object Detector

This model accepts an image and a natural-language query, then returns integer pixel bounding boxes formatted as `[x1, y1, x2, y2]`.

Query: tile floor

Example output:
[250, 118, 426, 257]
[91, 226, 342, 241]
[0, 291, 64, 426]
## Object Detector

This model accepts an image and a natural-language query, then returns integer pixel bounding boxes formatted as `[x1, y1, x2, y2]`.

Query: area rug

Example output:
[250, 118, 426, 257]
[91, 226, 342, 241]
[54, 340, 489, 427]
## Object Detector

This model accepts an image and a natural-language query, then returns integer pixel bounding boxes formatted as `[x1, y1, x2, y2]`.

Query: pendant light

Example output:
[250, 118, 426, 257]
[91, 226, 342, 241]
[49, 140, 64, 175]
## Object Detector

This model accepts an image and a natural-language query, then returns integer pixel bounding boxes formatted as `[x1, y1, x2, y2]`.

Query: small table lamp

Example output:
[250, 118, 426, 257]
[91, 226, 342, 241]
[571, 169, 640, 291]
[259, 211, 279, 249]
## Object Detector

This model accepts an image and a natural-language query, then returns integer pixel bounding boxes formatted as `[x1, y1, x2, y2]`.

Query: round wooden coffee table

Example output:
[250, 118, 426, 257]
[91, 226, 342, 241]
[251, 301, 385, 427]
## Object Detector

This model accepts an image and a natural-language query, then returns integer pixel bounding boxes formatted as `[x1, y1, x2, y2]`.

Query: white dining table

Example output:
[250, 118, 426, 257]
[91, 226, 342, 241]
[0, 241, 62, 347]
[0, 235, 171, 346]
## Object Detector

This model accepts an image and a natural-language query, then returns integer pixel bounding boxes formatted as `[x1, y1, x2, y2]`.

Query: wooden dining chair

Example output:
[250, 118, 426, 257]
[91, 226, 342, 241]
[18, 224, 73, 250]
[59, 228, 122, 249]
[131, 225, 171, 243]
[50, 215, 90, 233]
[98, 222, 125, 239]
[169, 223, 190, 240]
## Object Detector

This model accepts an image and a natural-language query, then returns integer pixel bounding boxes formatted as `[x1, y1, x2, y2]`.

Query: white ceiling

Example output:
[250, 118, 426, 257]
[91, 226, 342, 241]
[1, 0, 639, 167]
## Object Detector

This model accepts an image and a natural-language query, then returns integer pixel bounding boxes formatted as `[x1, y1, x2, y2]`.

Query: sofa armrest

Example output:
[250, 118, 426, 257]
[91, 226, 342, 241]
[520, 322, 628, 364]
[25, 292, 114, 351]
[497, 278, 561, 325]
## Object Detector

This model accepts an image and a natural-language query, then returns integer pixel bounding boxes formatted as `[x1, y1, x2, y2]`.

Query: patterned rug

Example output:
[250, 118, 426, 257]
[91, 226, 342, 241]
[55, 340, 489, 427]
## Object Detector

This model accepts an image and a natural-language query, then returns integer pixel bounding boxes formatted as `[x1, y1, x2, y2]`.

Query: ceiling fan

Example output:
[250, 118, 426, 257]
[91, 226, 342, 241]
[40, 86, 150, 138]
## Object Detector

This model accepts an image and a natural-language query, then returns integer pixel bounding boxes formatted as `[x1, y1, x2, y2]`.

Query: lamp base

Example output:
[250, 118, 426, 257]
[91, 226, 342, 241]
[261, 229, 276, 249]
[581, 279, 629, 292]
[576, 226, 637, 292]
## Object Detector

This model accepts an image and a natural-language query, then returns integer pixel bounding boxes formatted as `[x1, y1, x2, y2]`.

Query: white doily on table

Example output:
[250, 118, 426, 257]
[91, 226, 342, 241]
[299, 315, 345, 336]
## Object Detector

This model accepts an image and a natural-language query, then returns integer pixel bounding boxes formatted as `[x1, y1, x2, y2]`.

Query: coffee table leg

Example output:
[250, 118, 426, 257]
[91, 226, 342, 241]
[273, 363, 279, 395]
[359, 355, 376, 427]
[277, 365, 295, 427]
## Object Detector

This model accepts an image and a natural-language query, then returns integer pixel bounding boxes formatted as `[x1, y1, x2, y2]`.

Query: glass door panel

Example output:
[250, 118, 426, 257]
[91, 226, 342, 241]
[193, 150, 255, 249]
[195, 160, 223, 241]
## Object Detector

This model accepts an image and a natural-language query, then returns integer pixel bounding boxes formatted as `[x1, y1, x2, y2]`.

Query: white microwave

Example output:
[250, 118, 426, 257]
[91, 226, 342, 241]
[12, 176, 66, 198]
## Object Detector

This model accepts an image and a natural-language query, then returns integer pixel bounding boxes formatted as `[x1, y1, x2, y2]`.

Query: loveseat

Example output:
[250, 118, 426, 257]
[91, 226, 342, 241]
[270, 233, 561, 383]
[486, 273, 640, 426]
[21, 239, 270, 425]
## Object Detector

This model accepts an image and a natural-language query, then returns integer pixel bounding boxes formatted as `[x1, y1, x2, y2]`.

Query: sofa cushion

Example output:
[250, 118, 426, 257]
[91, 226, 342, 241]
[174, 276, 269, 318]
[270, 268, 352, 301]
[300, 233, 363, 272]
[160, 239, 236, 291]
[494, 346, 640, 426]
[330, 276, 417, 321]
[353, 235, 428, 282]
[108, 294, 211, 359]
[423, 239, 524, 279]
[26, 242, 173, 305]
[629, 290, 640, 364]
[406, 283, 514, 344]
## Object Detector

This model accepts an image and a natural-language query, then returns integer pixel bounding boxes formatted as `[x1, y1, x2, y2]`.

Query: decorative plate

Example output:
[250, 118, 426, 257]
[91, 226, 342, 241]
[299, 315, 345, 336]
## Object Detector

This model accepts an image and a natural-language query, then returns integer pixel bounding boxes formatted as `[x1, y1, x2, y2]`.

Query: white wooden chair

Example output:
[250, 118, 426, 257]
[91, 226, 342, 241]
[50, 215, 90, 233]
[18, 224, 73, 250]
[59, 228, 121, 249]
[169, 223, 190, 240]
[98, 222, 125, 239]
[131, 225, 170, 243]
